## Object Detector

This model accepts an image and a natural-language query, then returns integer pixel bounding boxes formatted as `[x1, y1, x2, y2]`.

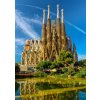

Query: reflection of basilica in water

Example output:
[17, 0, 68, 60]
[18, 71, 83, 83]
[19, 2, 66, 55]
[20, 5, 78, 71]
[16, 80, 79, 100]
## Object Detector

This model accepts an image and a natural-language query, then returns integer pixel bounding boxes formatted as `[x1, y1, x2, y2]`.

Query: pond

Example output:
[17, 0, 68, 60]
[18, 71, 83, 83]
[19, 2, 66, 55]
[15, 77, 86, 100]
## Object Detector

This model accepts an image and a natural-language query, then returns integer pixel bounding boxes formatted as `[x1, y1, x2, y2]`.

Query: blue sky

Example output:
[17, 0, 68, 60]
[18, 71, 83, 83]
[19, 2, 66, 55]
[15, 0, 86, 62]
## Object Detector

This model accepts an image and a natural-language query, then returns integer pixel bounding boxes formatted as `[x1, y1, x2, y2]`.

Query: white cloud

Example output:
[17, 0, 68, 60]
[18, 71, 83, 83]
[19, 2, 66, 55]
[16, 4, 86, 35]
[15, 38, 24, 57]
[31, 18, 42, 26]
[78, 54, 86, 60]
[15, 10, 40, 39]
[15, 38, 25, 45]
[23, 14, 42, 26]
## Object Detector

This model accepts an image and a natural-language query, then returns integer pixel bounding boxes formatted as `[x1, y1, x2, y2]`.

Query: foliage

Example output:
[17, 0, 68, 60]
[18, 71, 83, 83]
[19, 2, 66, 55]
[67, 65, 76, 76]
[65, 58, 73, 65]
[62, 67, 68, 73]
[74, 59, 86, 67]
[15, 62, 20, 73]
[50, 61, 64, 69]
[75, 67, 86, 78]
[57, 50, 73, 65]
[34, 71, 48, 77]
[36, 61, 51, 71]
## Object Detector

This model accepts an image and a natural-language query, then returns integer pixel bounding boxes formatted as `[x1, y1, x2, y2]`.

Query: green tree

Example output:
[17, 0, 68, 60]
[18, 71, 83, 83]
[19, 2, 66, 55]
[74, 59, 86, 67]
[75, 67, 86, 78]
[57, 50, 73, 66]
[50, 61, 64, 69]
[36, 61, 51, 71]
[67, 65, 76, 76]
[15, 63, 20, 73]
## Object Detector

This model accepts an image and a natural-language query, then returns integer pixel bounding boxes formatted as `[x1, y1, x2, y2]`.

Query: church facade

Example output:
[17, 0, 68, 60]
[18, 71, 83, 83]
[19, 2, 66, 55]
[21, 5, 78, 69]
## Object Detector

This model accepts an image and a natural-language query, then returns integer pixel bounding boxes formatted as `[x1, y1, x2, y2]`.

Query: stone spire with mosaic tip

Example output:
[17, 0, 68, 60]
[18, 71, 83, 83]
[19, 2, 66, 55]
[47, 5, 52, 60]
[61, 9, 67, 50]
[56, 4, 61, 51]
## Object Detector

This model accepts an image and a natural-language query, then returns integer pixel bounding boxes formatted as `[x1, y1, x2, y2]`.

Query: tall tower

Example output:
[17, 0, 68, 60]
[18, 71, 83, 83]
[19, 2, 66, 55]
[56, 4, 61, 51]
[47, 5, 52, 59]
[67, 36, 72, 53]
[41, 9, 47, 60]
[51, 21, 58, 61]
[61, 9, 67, 50]
[73, 44, 78, 61]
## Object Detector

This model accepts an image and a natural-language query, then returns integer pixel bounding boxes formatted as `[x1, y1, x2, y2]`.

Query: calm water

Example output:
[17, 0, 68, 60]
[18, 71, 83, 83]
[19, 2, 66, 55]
[15, 77, 86, 100]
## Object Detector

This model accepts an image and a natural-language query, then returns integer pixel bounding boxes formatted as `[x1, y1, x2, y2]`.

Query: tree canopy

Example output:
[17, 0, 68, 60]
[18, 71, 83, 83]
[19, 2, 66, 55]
[36, 61, 51, 71]
[57, 50, 73, 65]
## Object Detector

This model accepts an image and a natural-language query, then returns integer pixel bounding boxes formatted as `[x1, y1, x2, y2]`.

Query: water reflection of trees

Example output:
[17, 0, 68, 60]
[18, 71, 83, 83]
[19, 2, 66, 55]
[15, 80, 85, 100]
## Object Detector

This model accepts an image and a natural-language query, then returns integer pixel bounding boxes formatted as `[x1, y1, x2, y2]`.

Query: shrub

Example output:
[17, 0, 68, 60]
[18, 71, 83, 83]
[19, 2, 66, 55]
[62, 67, 68, 73]
[15, 63, 20, 73]
[50, 61, 64, 69]
[67, 66, 76, 76]
[36, 61, 51, 71]
[74, 59, 86, 67]
[75, 68, 86, 78]
[57, 50, 73, 66]
[34, 71, 47, 77]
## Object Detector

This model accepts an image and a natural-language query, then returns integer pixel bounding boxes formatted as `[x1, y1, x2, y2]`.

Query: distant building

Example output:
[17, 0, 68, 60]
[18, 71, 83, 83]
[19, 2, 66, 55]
[21, 5, 78, 70]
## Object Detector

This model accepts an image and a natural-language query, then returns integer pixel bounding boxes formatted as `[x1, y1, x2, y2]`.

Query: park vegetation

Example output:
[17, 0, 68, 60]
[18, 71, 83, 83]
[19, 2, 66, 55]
[35, 50, 86, 78]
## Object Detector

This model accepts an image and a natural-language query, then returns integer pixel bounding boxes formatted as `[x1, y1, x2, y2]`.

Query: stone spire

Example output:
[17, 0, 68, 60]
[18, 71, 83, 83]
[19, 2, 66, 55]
[43, 9, 46, 24]
[73, 44, 78, 61]
[56, 4, 61, 51]
[48, 5, 50, 19]
[61, 9, 67, 50]
[42, 9, 47, 60]
[67, 36, 72, 53]
[47, 5, 52, 59]
[61, 9, 64, 23]
[51, 21, 58, 61]
[57, 4, 60, 18]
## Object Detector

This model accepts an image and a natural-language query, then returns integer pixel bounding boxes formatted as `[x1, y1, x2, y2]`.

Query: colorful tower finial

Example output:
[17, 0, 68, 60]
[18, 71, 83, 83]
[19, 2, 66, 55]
[43, 9, 46, 24]
[61, 9, 64, 23]
[57, 4, 60, 18]
[48, 5, 50, 19]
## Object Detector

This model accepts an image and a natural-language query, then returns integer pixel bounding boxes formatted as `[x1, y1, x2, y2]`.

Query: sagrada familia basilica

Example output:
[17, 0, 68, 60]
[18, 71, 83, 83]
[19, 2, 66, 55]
[20, 5, 78, 70]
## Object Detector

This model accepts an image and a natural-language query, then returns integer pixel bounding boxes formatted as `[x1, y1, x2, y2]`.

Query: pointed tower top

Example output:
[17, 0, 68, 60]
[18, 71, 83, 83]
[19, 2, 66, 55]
[43, 9, 46, 24]
[48, 5, 50, 19]
[61, 9, 64, 23]
[73, 43, 76, 51]
[57, 4, 60, 18]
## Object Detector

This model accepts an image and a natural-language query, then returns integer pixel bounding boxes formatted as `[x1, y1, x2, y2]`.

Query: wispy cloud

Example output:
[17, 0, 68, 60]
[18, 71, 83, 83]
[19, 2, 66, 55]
[32, 14, 42, 26]
[15, 38, 25, 57]
[23, 14, 42, 26]
[15, 38, 25, 45]
[16, 4, 86, 35]
[15, 10, 40, 39]
[78, 54, 86, 60]
[16, 4, 56, 16]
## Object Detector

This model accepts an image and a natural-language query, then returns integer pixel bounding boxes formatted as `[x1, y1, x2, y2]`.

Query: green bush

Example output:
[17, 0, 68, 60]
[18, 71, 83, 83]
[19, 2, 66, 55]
[62, 67, 68, 73]
[34, 71, 47, 77]
[67, 66, 76, 76]
[50, 61, 64, 69]
[15, 62, 20, 73]
[75, 68, 86, 78]
[74, 59, 86, 67]
[36, 61, 51, 71]
[57, 50, 73, 66]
